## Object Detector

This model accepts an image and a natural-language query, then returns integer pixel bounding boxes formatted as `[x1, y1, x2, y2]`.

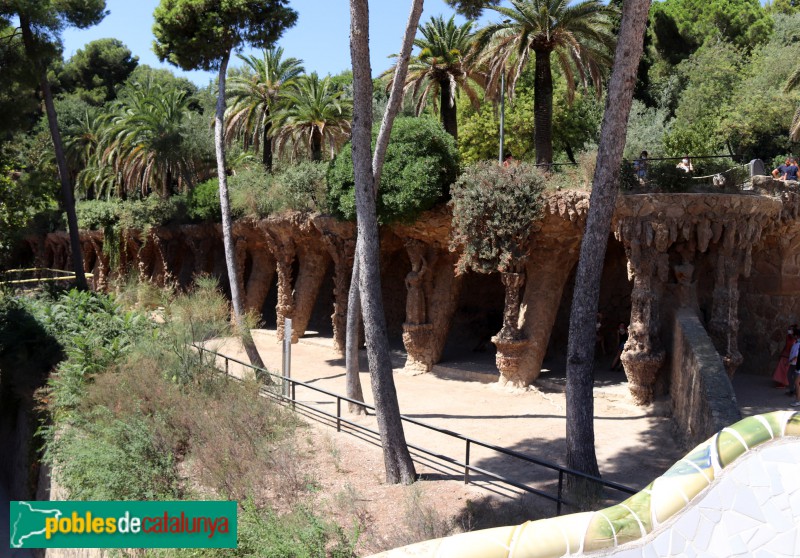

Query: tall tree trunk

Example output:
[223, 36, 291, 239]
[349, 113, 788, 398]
[263, 115, 273, 171]
[565, 0, 651, 493]
[19, 16, 88, 291]
[350, 0, 417, 485]
[215, 51, 266, 371]
[311, 128, 322, 162]
[533, 48, 554, 166]
[345, 263, 366, 414]
[440, 79, 458, 141]
[345, 0, 424, 414]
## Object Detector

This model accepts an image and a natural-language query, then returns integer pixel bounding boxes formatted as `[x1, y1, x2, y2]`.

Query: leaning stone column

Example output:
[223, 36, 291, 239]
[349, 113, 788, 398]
[262, 224, 296, 343]
[401, 240, 435, 374]
[620, 239, 667, 405]
[244, 249, 275, 315]
[313, 217, 357, 355]
[708, 226, 746, 378]
[89, 235, 109, 292]
[493, 271, 529, 388]
[291, 246, 330, 342]
[517, 238, 582, 384]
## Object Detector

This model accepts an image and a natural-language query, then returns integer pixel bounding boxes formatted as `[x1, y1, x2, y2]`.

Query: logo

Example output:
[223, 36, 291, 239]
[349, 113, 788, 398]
[10, 501, 237, 549]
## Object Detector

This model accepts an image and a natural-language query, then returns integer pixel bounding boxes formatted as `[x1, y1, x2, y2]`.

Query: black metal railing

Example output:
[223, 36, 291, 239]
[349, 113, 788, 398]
[193, 344, 637, 515]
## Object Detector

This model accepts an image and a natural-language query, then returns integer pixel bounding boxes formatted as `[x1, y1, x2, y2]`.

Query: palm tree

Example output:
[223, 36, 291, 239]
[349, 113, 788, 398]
[102, 81, 204, 197]
[65, 109, 113, 199]
[272, 73, 352, 162]
[476, 0, 616, 164]
[225, 48, 304, 171]
[387, 15, 484, 141]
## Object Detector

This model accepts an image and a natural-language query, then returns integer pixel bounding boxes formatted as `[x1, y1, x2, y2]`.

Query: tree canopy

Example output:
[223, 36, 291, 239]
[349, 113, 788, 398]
[152, 0, 297, 71]
[59, 38, 138, 105]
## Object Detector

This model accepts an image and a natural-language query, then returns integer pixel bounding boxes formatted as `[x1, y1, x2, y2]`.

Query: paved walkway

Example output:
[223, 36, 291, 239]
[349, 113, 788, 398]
[203, 329, 790, 500]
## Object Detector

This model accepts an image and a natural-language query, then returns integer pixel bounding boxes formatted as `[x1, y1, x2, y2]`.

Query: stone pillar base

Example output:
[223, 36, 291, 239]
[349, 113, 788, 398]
[621, 349, 665, 405]
[402, 323, 435, 374]
[493, 337, 531, 388]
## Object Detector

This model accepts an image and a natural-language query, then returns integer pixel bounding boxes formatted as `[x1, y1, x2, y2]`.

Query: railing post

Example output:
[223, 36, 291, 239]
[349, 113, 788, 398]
[225, 357, 229, 378]
[464, 440, 471, 485]
[336, 398, 341, 432]
[282, 317, 292, 398]
[291, 382, 296, 411]
[557, 470, 564, 516]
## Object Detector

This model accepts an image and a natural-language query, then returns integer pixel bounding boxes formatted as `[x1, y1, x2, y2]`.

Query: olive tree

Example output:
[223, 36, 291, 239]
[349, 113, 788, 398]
[153, 0, 297, 368]
[450, 162, 545, 351]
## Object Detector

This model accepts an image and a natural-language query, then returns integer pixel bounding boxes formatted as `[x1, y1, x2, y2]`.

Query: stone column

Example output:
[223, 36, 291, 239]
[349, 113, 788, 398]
[402, 240, 435, 374]
[89, 236, 109, 292]
[620, 238, 667, 405]
[493, 271, 529, 387]
[318, 231, 355, 355]
[291, 246, 330, 342]
[244, 249, 275, 316]
[150, 232, 173, 286]
[234, 237, 248, 310]
[708, 225, 746, 377]
[517, 240, 582, 385]
[262, 225, 296, 343]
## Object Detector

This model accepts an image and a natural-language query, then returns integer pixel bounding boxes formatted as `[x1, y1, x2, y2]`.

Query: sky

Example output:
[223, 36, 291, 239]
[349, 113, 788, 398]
[61, 0, 500, 86]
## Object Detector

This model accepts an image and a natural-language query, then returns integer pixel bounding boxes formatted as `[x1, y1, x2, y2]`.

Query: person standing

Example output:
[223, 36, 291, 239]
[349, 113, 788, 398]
[634, 150, 648, 183]
[788, 334, 800, 405]
[773, 325, 797, 389]
[610, 322, 628, 370]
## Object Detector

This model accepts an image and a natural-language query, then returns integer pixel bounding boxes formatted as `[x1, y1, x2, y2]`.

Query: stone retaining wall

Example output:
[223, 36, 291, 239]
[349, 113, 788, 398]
[670, 308, 741, 446]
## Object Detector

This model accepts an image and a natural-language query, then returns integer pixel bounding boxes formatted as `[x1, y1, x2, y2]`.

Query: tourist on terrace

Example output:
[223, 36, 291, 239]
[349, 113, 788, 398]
[634, 150, 648, 183]
[773, 324, 797, 389]
[772, 157, 799, 181]
[676, 156, 693, 173]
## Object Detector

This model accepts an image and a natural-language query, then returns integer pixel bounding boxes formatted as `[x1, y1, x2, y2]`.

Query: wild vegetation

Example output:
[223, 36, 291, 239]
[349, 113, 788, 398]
[3, 0, 800, 533]
[4, 0, 799, 258]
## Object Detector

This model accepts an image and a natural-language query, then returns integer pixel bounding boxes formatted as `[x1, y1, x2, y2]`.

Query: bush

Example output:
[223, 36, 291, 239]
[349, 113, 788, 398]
[229, 166, 273, 219]
[74, 199, 121, 230]
[450, 161, 546, 274]
[272, 161, 330, 213]
[327, 116, 459, 223]
[48, 410, 179, 500]
[187, 178, 222, 222]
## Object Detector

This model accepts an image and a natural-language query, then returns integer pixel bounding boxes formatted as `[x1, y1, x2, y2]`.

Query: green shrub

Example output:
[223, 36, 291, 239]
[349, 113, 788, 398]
[117, 195, 188, 232]
[75, 199, 122, 230]
[229, 166, 273, 219]
[272, 161, 330, 213]
[450, 161, 546, 274]
[327, 116, 459, 223]
[187, 178, 222, 222]
[47, 410, 179, 500]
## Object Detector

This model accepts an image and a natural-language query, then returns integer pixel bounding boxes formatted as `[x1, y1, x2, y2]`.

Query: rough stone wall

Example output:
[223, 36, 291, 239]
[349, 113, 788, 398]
[670, 308, 741, 446]
[24, 189, 800, 399]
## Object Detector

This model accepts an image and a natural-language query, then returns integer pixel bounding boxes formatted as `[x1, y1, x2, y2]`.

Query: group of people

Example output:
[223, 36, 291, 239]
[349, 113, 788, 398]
[633, 151, 694, 182]
[772, 325, 800, 406]
[772, 157, 799, 181]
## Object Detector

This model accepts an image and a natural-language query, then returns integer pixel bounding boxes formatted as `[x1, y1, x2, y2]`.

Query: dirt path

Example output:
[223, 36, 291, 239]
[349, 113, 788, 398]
[200, 330, 797, 555]
[204, 330, 684, 494]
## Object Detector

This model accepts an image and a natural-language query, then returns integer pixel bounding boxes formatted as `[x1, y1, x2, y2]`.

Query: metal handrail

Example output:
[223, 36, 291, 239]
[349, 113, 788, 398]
[193, 343, 637, 514]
